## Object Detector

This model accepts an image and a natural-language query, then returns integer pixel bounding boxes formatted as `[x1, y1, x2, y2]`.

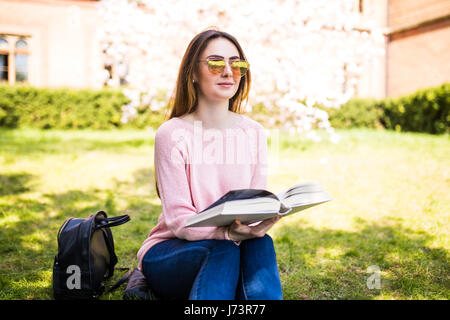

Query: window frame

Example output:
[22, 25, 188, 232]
[0, 34, 30, 84]
[0, 38, 9, 82]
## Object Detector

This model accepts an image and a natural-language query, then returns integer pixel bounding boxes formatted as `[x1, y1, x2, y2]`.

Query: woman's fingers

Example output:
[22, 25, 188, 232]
[229, 217, 281, 241]
[250, 217, 278, 237]
[258, 216, 279, 228]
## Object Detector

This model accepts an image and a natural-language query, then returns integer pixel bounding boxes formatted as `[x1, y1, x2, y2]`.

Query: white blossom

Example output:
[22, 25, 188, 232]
[97, 0, 384, 141]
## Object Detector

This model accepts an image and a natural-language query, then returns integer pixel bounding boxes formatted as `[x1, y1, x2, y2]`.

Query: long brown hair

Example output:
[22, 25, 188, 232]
[154, 28, 252, 198]
[168, 28, 252, 118]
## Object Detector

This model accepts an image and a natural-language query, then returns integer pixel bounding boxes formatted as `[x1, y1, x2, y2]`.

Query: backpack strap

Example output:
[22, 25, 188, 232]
[95, 214, 130, 230]
[106, 268, 133, 293]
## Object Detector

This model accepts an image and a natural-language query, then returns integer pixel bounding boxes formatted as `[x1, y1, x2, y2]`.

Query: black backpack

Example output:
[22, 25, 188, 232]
[52, 210, 130, 299]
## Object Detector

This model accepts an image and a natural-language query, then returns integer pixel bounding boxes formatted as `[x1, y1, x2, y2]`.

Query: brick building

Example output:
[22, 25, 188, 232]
[386, 0, 450, 97]
[0, 0, 449, 98]
[0, 0, 103, 88]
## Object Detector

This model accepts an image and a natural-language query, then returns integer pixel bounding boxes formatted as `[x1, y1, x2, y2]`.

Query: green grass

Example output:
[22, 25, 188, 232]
[0, 127, 448, 300]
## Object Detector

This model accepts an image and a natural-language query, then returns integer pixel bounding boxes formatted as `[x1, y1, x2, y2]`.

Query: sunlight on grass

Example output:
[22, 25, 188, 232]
[0, 127, 448, 300]
[18, 231, 50, 253]
[8, 270, 53, 299]
[0, 212, 20, 226]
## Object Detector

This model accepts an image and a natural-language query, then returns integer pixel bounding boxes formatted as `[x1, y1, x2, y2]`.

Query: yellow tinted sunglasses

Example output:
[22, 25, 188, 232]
[199, 59, 249, 78]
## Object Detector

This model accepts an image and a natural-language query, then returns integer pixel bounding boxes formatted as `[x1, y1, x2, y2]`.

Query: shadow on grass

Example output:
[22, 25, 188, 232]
[274, 217, 449, 300]
[1, 165, 447, 300]
[0, 173, 37, 196]
[0, 167, 161, 300]
[0, 173, 33, 197]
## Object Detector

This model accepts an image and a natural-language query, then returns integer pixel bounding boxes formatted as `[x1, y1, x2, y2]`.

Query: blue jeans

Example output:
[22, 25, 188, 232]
[141, 234, 283, 300]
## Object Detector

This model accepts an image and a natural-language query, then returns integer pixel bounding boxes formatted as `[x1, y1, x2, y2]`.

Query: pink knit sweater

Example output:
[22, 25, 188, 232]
[137, 113, 268, 270]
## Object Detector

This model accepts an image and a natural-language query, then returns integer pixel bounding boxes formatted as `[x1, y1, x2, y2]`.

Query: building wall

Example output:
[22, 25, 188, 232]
[387, 0, 450, 97]
[1, 0, 449, 98]
[0, 0, 104, 88]
[389, 0, 450, 28]
[387, 17, 450, 97]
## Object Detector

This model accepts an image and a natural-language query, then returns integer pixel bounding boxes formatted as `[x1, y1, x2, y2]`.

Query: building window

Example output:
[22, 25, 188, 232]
[0, 38, 9, 81]
[0, 35, 29, 84]
[15, 39, 28, 82]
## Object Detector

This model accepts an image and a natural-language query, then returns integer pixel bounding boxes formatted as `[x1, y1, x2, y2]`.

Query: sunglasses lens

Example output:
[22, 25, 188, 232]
[207, 60, 226, 74]
[231, 61, 249, 77]
[206, 60, 249, 77]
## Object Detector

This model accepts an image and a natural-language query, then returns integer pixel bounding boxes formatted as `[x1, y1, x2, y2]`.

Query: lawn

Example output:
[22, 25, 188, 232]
[0, 127, 448, 300]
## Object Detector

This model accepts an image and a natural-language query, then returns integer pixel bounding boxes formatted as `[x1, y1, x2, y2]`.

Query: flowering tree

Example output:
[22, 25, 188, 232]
[97, 0, 385, 141]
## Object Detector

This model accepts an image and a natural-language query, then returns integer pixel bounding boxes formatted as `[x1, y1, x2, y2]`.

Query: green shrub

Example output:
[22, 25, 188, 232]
[324, 98, 384, 129]
[0, 84, 168, 130]
[123, 103, 168, 130]
[0, 84, 130, 129]
[380, 83, 450, 134]
[321, 83, 449, 134]
[1, 82, 448, 134]
[0, 84, 20, 127]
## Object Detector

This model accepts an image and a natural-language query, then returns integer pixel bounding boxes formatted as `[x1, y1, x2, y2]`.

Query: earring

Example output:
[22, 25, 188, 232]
[192, 79, 196, 83]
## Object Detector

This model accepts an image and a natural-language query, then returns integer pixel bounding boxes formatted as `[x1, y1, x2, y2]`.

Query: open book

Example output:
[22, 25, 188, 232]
[185, 181, 332, 227]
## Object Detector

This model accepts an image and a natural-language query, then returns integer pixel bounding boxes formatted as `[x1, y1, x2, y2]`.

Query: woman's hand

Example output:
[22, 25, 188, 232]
[227, 216, 282, 242]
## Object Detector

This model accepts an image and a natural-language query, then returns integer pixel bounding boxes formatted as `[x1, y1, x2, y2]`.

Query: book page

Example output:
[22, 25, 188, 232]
[279, 182, 326, 201]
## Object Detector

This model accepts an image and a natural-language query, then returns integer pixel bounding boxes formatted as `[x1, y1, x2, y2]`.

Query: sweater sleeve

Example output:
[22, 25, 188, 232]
[154, 127, 229, 241]
[250, 126, 269, 190]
